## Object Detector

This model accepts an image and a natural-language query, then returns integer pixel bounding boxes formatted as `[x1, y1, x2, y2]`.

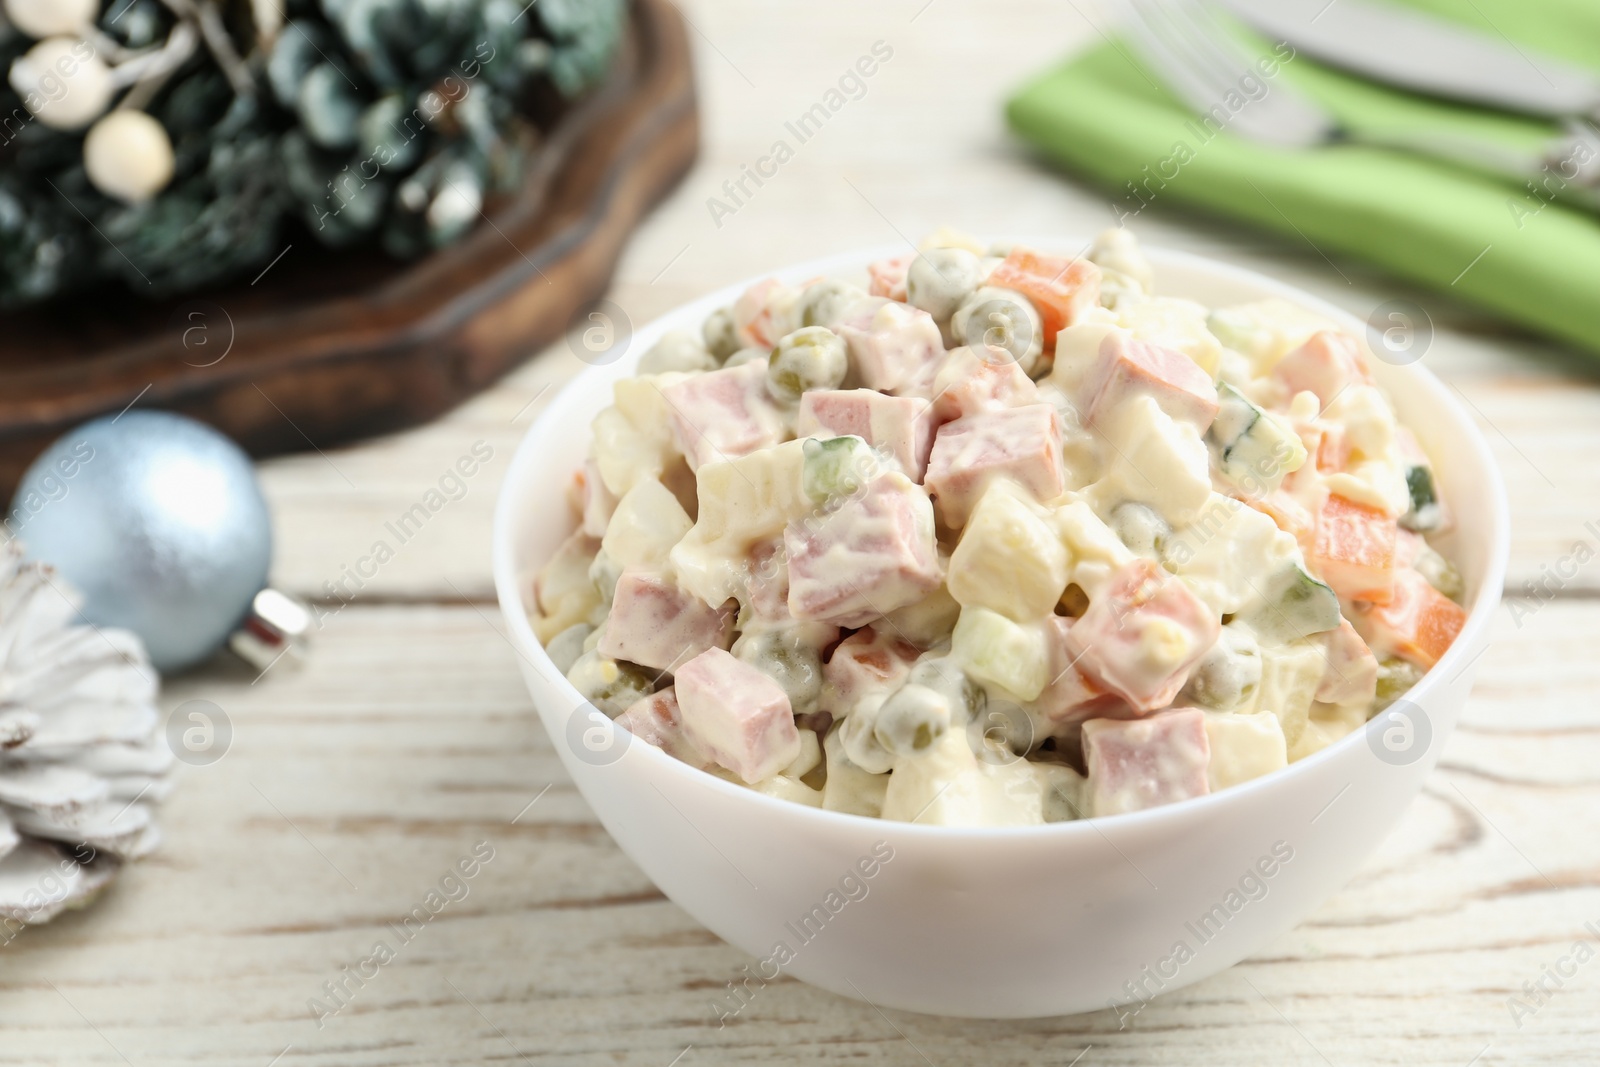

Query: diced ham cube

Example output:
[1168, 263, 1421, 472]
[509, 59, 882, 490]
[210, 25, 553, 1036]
[1317, 619, 1379, 704]
[598, 568, 735, 672]
[1083, 331, 1218, 431]
[1310, 493, 1398, 604]
[1064, 559, 1221, 713]
[733, 278, 796, 349]
[1275, 330, 1373, 405]
[1033, 617, 1130, 730]
[929, 345, 1041, 422]
[1354, 569, 1467, 670]
[786, 473, 942, 627]
[867, 253, 913, 301]
[798, 389, 936, 481]
[821, 628, 920, 718]
[838, 301, 945, 393]
[988, 248, 1101, 346]
[1083, 708, 1210, 817]
[924, 404, 1064, 528]
[617, 688, 716, 770]
[659, 360, 784, 470]
[675, 648, 801, 783]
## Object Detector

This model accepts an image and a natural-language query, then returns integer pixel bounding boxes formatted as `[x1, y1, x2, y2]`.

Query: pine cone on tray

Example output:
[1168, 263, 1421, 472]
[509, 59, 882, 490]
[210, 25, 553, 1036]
[0, 541, 168, 928]
[0, 0, 626, 306]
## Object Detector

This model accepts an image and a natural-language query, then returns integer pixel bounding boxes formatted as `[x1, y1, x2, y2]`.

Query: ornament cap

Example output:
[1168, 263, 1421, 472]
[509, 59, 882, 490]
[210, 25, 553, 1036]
[228, 588, 312, 672]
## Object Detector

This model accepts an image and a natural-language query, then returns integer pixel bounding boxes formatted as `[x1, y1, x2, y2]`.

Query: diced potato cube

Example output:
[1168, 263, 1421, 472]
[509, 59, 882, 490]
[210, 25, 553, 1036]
[675, 648, 801, 784]
[952, 606, 1051, 700]
[948, 483, 1069, 622]
[1115, 296, 1223, 377]
[1316, 618, 1379, 704]
[797, 389, 936, 481]
[1206, 298, 1332, 376]
[925, 404, 1065, 528]
[534, 529, 603, 643]
[1052, 499, 1136, 599]
[1089, 394, 1212, 527]
[838, 300, 945, 393]
[1250, 640, 1327, 746]
[1207, 383, 1305, 495]
[1309, 493, 1398, 604]
[1354, 569, 1467, 670]
[822, 726, 890, 817]
[988, 247, 1101, 345]
[879, 726, 1054, 827]
[602, 478, 693, 569]
[617, 688, 716, 770]
[670, 440, 809, 607]
[879, 581, 963, 649]
[1203, 712, 1287, 791]
[598, 568, 735, 672]
[1273, 330, 1372, 405]
[1065, 559, 1220, 712]
[1083, 709, 1210, 817]
[578, 458, 616, 537]
[786, 472, 942, 627]
[1164, 495, 1300, 617]
[1083, 331, 1219, 431]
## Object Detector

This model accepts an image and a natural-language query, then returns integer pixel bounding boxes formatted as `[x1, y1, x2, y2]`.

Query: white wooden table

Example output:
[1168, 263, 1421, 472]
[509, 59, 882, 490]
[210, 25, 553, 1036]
[5, 2, 1598, 1063]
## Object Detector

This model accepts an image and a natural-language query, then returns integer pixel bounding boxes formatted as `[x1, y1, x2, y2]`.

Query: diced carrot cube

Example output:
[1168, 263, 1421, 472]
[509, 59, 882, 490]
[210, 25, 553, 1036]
[988, 248, 1101, 346]
[1310, 494, 1397, 604]
[1355, 570, 1466, 669]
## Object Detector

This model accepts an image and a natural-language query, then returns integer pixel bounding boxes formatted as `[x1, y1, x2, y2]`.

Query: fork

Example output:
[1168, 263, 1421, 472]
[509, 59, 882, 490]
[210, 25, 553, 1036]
[1113, 0, 1600, 205]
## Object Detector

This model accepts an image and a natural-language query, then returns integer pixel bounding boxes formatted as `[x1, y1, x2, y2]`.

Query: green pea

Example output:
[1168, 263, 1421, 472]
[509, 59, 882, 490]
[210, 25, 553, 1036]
[767, 326, 848, 403]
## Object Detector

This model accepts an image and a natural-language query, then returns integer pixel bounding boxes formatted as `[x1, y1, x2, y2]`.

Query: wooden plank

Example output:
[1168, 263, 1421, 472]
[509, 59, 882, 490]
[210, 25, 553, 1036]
[0, 598, 1593, 1066]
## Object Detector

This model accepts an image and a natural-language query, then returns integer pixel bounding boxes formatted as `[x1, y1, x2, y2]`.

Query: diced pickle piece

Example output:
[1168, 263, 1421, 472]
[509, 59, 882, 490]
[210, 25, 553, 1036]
[1083, 709, 1210, 817]
[1251, 640, 1327, 746]
[1206, 382, 1305, 494]
[675, 648, 801, 784]
[1246, 565, 1341, 644]
[1401, 464, 1443, 532]
[1374, 655, 1423, 710]
[566, 649, 657, 718]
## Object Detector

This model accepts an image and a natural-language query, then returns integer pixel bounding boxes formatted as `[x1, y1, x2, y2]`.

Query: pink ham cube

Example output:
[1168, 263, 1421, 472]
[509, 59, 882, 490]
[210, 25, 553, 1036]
[675, 648, 801, 783]
[928, 345, 1040, 422]
[1274, 330, 1373, 405]
[733, 278, 792, 349]
[577, 457, 616, 537]
[617, 688, 716, 770]
[1033, 617, 1131, 732]
[822, 628, 921, 718]
[1065, 559, 1220, 713]
[599, 567, 735, 672]
[798, 389, 936, 481]
[867, 253, 913, 302]
[1317, 618, 1379, 704]
[659, 359, 783, 470]
[1083, 709, 1210, 817]
[924, 404, 1064, 528]
[838, 301, 945, 393]
[1083, 332, 1218, 430]
[786, 473, 942, 627]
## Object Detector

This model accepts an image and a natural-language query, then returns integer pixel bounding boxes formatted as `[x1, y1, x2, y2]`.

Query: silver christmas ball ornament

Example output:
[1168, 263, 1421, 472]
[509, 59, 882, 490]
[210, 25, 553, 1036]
[8, 411, 272, 672]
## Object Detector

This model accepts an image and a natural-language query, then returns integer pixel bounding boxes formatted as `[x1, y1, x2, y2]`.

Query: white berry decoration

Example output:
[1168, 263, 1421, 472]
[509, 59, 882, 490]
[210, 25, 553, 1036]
[8, 37, 112, 130]
[0, 541, 170, 927]
[3, 0, 97, 38]
[84, 109, 176, 203]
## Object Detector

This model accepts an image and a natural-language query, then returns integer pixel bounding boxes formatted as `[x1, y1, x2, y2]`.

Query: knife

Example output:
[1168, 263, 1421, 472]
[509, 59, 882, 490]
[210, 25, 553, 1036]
[1216, 0, 1600, 121]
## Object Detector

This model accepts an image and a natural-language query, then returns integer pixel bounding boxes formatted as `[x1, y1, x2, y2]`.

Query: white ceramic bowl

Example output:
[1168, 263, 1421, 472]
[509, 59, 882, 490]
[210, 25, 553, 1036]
[493, 242, 1509, 1019]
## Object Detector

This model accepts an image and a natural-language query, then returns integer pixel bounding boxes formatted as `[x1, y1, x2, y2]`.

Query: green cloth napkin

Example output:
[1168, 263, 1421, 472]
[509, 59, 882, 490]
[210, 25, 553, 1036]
[1005, 0, 1600, 357]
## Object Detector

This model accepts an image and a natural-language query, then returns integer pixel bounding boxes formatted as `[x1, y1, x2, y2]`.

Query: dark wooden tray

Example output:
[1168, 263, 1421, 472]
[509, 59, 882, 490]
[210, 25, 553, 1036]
[0, 0, 697, 495]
